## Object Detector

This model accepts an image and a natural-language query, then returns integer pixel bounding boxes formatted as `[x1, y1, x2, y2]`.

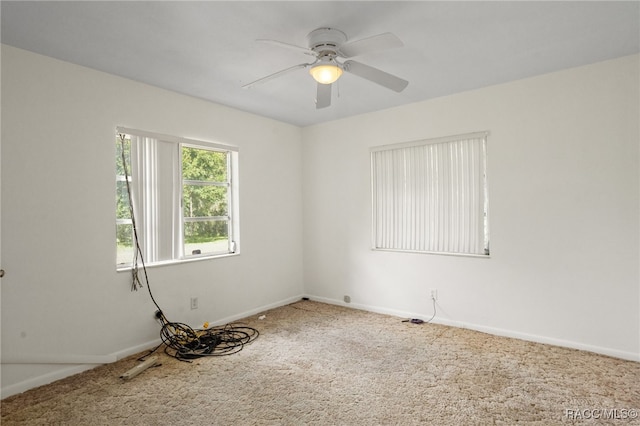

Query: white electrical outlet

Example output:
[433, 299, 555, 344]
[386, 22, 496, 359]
[190, 297, 198, 310]
[429, 289, 438, 301]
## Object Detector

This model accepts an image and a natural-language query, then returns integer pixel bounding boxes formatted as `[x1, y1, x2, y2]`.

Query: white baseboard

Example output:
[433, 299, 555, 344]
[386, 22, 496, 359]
[308, 295, 640, 363]
[1, 295, 302, 399]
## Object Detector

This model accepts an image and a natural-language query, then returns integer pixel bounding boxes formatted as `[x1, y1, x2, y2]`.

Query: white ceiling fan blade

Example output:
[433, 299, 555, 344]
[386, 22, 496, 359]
[316, 83, 332, 109]
[242, 62, 313, 89]
[257, 39, 316, 57]
[343, 60, 409, 93]
[338, 32, 404, 58]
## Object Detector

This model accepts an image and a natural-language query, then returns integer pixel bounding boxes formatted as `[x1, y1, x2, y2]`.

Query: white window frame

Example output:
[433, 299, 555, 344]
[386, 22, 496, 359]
[370, 131, 490, 257]
[116, 127, 240, 270]
[181, 144, 235, 258]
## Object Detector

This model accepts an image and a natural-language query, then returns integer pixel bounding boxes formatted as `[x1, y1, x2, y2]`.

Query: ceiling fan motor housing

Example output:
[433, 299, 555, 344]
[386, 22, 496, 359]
[307, 28, 347, 57]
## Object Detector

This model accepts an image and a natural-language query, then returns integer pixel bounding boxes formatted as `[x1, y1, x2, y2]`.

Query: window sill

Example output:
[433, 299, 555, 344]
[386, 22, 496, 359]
[372, 248, 490, 259]
[116, 252, 239, 272]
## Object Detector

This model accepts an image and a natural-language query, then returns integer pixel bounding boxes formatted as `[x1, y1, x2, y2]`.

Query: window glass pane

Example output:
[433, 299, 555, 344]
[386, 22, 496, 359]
[116, 223, 134, 264]
[116, 135, 133, 266]
[182, 145, 233, 257]
[184, 220, 229, 255]
[116, 180, 131, 220]
[183, 185, 228, 218]
[182, 147, 227, 182]
[116, 137, 131, 175]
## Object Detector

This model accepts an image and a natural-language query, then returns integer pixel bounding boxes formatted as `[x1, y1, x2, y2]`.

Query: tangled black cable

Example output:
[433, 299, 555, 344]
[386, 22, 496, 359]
[119, 134, 259, 363]
[156, 312, 259, 361]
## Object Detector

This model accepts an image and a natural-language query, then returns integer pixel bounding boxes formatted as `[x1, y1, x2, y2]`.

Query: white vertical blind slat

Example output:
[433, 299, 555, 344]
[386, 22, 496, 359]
[130, 135, 159, 262]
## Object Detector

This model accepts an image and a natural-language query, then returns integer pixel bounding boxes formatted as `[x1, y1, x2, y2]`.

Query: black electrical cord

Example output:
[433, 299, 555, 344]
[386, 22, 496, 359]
[119, 134, 259, 362]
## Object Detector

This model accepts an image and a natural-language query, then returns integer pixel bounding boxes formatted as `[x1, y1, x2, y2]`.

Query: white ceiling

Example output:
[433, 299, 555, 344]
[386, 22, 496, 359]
[2, 1, 638, 127]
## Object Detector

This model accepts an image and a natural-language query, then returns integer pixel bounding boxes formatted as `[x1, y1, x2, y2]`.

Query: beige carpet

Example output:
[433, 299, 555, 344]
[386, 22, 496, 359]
[2, 300, 639, 425]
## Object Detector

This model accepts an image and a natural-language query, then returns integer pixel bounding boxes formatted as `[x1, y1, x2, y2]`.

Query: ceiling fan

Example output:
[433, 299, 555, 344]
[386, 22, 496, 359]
[242, 28, 409, 109]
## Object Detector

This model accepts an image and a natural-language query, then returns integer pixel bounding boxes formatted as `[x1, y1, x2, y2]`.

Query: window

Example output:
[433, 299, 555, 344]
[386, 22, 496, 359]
[115, 127, 239, 268]
[371, 132, 489, 256]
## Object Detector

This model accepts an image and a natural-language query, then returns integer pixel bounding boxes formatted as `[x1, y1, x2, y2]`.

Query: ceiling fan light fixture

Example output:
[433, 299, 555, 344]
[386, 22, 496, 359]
[310, 63, 343, 84]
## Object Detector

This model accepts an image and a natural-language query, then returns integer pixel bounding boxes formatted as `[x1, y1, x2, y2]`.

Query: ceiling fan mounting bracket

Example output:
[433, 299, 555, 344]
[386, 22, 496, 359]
[307, 28, 347, 54]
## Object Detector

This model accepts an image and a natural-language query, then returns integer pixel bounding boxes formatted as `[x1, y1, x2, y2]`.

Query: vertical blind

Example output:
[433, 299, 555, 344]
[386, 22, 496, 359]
[128, 134, 179, 262]
[371, 132, 489, 256]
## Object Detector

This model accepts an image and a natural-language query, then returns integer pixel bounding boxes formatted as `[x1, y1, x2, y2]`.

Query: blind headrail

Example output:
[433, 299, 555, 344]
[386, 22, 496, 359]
[370, 131, 489, 153]
[116, 126, 238, 152]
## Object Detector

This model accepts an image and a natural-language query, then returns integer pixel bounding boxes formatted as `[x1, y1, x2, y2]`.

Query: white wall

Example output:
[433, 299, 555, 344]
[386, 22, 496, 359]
[302, 54, 640, 361]
[1, 45, 304, 396]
